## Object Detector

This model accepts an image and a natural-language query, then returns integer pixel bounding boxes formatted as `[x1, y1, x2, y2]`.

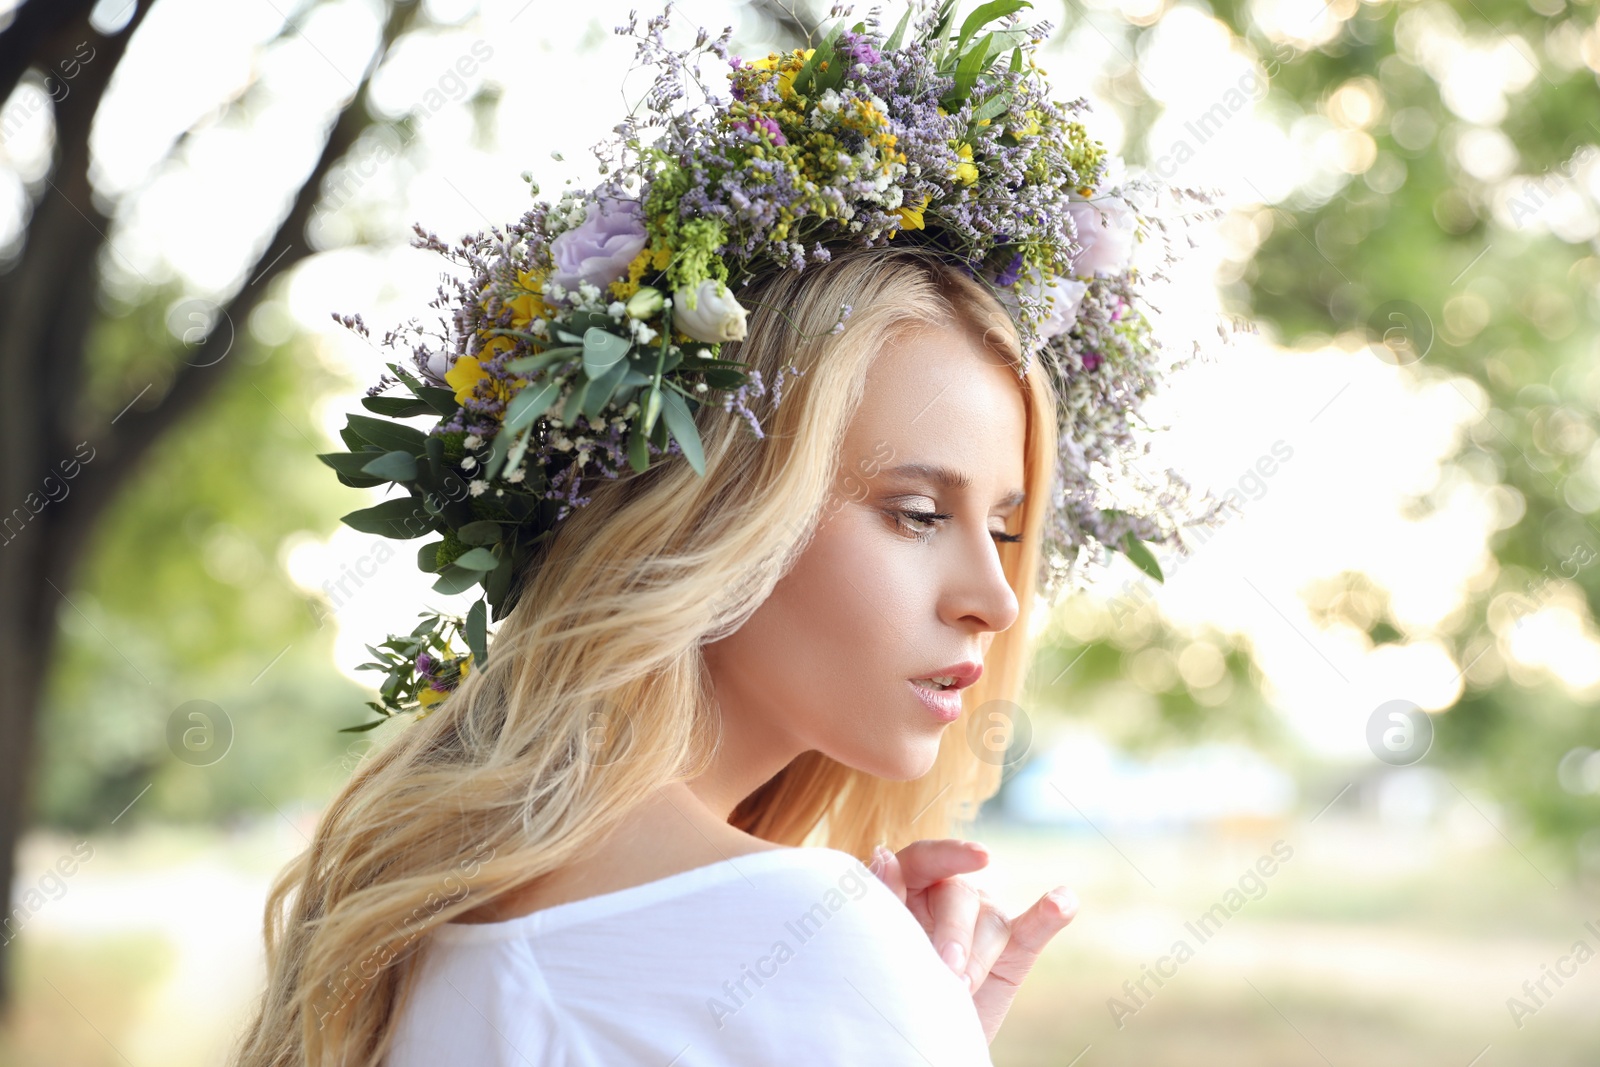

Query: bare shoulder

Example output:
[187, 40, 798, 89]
[451, 790, 787, 925]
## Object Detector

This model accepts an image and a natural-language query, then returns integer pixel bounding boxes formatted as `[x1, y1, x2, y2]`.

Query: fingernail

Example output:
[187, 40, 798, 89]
[940, 941, 966, 974]
[963, 973, 973, 992]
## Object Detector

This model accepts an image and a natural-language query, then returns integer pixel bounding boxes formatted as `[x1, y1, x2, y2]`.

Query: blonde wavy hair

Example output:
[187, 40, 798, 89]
[229, 245, 1060, 1066]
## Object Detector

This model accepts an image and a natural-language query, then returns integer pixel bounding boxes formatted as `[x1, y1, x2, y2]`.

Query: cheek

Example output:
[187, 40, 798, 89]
[730, 511, 923, 725]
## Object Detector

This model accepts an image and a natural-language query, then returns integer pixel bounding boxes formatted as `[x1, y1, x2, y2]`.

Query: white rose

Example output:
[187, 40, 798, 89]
[1000, 267, 1090, 340]
[672, 280, 748, 343]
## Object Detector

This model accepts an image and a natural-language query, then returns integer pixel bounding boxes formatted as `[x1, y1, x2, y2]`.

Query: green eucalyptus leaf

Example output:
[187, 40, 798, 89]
[658, 389, 705, 476]
[338, 718, 388, 734]
[452, 547, 500, 571]
[457, 520, 502, 545]
[346, 414, 427, 455]
[341, 497, 433, 539]
[466, 599, 488, 667]
[562, 380, 589, 424]
[362, 395, 433, 418]
[583, 357, 630, 422]
[506, 345, 581, 374]
[416, 386, 460, 416]
[581, 327, 634, 379]
[360, 450, 418, 482]
[505, 380, 561, 434]
[416, 539, 445, 573]
[627, 420, 651, 472]
[431, 563, 485, 596]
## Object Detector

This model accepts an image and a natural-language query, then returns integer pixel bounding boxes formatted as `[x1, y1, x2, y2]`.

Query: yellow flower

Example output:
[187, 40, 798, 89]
[892, 192, 933, 235]
[445, 354, 490, 406]
[750, 47, 814, 98]
[445, 344, 526, 406]
[508, 268, 547, 328]
[952, 142, 978, 185]
[1013, 109, 1043, 137]
[609, 247, 655, 301]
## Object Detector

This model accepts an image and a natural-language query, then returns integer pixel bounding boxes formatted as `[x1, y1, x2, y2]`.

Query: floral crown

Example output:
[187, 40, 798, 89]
[323, 0, 1222, 732]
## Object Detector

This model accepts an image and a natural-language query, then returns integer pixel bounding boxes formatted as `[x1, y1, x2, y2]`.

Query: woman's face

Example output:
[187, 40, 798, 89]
[703, 315, 1028, 792]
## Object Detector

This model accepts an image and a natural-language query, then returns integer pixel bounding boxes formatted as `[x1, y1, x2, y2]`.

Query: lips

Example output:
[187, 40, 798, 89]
[908, 661, 983, 691]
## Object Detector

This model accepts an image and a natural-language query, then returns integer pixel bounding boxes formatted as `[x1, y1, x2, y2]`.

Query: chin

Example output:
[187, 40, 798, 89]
[835, 740, 944, 782]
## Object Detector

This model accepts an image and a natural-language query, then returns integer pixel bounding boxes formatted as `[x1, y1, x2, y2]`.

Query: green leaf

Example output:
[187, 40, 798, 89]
[481, 421, 515, 483]
[431, 563, 485, 596]
[360, 450, 419, 482]
[457, 520, 502, 545]
[416, 386, 460, 416]
[341, 497, 433, 539]
[503, 424, 533, 476]
[486, 547, 516, 611]
[561, 380, 589, 425]
[932, 0, 961, 48]
[318, 451, 387, 488]
[658, 389, 706, 476]
[970, 89, 1015, 125]
[466, 599, 488, 668]
[582, 328, 633, 379]
[416, 539, 445, 572]
[345, 414, 427, 455]
[1120, 532, 1164, 583]
[506, 345, 581, 375]
[504, 380, 561, 434]
[452, 547, 500, 571]
[362, 395, 433, 418]
[884, 6, 914, 50]
[955, 0, 1031, 57]
[583, 357, 630, 422]
[338, 717, 389, 733]
[944, 32, 996, 108]
[627, 420, 651, 472]
[791, 21, 847, 97]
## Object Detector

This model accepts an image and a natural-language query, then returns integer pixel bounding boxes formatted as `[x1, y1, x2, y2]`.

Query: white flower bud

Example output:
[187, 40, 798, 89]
[672, 280, 748, 343]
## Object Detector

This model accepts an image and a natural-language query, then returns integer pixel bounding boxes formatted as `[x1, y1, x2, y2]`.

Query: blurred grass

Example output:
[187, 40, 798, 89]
[2, 817, 1597, 1066]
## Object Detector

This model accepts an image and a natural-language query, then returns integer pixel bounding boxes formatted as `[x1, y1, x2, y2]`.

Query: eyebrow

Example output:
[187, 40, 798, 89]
[878, 462, 1026, 509]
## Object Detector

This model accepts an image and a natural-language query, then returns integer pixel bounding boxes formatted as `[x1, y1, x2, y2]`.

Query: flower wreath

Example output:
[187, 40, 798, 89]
[323, 0, 1226, 731]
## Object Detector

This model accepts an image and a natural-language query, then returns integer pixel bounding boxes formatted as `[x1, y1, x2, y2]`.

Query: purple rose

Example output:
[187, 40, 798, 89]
[548, 197, 648, 292]
[1066, 196, 1137, 277]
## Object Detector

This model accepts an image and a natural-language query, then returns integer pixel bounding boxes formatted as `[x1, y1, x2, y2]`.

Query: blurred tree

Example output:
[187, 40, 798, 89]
[1047, 0, 1600, 861]
[0, 0, 422, 1009]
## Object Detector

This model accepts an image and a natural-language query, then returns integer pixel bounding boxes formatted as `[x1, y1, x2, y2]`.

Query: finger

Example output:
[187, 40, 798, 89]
[925, 874, 985, 989]
[972, 887, 1078, 1028]
[890, 838, 990, 894]
[869, 844, 907, 902]
[959, 888, 1015, 990]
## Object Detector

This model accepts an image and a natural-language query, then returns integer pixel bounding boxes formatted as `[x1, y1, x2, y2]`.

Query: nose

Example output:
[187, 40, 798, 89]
[940, 524, 1020, 637]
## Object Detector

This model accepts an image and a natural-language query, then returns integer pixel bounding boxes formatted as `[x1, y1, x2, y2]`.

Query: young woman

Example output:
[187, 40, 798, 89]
[230, 246, 1078, 1066]
[227, 3, 1210, 1061]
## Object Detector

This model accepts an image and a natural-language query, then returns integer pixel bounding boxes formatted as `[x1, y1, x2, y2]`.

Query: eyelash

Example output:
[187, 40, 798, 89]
[896, 509, 1024, 544]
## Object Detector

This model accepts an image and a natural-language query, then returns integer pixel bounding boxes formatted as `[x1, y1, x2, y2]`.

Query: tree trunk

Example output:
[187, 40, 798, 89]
[0, 0, 418, 1012]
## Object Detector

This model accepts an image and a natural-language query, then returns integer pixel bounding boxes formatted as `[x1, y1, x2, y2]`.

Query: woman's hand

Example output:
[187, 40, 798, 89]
[868, 838, 1078, 1044]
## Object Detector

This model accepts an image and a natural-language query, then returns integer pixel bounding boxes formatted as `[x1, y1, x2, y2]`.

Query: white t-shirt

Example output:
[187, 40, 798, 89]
[384, 845, 995, 1066]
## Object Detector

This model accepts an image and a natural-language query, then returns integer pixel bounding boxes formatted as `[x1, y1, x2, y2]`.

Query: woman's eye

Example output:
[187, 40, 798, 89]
[892, 509, 1024, 545]
[894, 509, 949, 540]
